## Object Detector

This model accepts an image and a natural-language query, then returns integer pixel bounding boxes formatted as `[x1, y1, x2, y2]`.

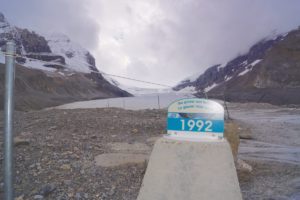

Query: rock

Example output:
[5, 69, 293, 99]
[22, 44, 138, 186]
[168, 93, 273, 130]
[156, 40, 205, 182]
[38, 183, 56, 196]
[33, 195, 44, 199]
[14, 136, 30, 146]
[47, 126, 57, 131]
[236, 159, 253, 172]
[63, 180, 72, 186]
[15, 195, 24, 200]
[60, 164, 71, 170]
[75, 192, 89, 200]
[132, 129, 139, 134]
[95, 153, 149, 167]
[239, 134, 253, 140]
[108, 186, 116, 196]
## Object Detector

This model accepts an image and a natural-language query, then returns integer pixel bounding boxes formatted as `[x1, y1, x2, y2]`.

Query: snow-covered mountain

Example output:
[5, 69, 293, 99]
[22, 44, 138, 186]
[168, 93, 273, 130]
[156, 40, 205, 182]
[0, 12, 131, 110]
[175, 27, 300, 105]
[0, 12, 98, 74]
[45, 33, 99, 73]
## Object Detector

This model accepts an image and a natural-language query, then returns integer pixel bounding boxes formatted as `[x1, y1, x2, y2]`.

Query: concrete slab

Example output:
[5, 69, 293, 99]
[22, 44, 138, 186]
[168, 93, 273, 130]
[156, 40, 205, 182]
[137, 138, 242, 200]
[94, 153, 148, 167]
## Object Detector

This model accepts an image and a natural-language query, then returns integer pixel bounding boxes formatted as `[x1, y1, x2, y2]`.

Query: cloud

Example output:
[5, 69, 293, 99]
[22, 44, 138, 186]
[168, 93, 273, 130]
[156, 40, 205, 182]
[1, 0, 100, 50]
[89, 0, 300, 87]
[2, 0, 300, 87]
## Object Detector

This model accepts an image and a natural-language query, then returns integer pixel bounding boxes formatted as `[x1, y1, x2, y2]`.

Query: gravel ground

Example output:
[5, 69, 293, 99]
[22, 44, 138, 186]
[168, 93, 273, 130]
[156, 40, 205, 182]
[0, 105, 299, 199]
[0, 108, 165, 200]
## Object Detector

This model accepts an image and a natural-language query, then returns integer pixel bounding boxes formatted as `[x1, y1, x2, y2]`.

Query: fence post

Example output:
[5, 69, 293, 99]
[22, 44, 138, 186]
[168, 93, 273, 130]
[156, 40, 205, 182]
[157, 95, 160, 109]
[4, 41, 16, 200]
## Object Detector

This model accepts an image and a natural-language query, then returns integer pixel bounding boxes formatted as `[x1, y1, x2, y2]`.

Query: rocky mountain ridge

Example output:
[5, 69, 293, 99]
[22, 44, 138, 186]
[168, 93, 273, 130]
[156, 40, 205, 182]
[0, 12, 131, 110]
[175, 27, 300, 105]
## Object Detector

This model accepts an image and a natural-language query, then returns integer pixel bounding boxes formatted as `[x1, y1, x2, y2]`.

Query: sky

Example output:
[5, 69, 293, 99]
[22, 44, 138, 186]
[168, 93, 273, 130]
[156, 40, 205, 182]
[2, 0, 300, 88]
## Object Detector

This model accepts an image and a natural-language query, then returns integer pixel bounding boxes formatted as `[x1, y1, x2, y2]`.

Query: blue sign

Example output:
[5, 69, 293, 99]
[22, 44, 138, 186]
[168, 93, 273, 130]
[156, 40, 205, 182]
[166, 98, 224, 140]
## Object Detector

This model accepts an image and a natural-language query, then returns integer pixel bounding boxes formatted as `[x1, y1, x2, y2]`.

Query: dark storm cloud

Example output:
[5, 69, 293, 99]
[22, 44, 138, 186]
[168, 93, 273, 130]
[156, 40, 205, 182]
[1, 0, 99, 50]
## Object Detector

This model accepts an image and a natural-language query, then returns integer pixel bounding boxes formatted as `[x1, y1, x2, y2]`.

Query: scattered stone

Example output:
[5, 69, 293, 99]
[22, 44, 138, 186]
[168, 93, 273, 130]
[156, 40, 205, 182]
[38, 183, 56, 196]
[108, 186, 116, 196]
[236, 159, 253, 172]
[33, 195, 44, 200]
[239, 134, 253, 140]
[63, 180, 72, 186]
[95, 153, 148, 167]
[60, 164, 71, 170]
[15, 195, 24, 200]
[132, 129, 138, 134]
[75, 192, 89, 200]
[47, 126, 57, 131]
[14, 136, 30, 146]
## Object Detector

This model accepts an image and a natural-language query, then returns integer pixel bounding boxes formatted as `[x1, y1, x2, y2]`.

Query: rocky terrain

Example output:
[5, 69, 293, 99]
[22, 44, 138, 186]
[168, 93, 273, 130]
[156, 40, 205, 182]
[175, 27, 300, 105]
[0, 104, 298, 199]
[0, 12, 131, 111]
[0, 108, 240, 200]
[0, 63, 130, 111]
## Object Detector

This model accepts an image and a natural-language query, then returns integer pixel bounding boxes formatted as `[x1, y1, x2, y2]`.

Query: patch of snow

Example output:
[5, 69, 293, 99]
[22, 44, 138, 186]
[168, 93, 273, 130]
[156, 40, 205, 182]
[241, 60, 248, 66]
[177, 86, 196, 94]
[23, 59, 56, 72]
[101, 73, 120, 87]
[58, 72, 65, 76]
[45, 33, 93, 73]
[238, 68, 252, 76]
[250, 59, 262, 67]
[217, 63, 227, 70]
[204, 83, 218, 92]
[225, 75, 233, 81]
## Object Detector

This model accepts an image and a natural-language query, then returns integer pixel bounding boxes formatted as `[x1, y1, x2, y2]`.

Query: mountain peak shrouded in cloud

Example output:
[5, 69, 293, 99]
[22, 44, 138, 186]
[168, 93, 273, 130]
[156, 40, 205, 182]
[0, 12, 7, 23]
[2, 0, 300, 87]
[175, 27, 300, 105]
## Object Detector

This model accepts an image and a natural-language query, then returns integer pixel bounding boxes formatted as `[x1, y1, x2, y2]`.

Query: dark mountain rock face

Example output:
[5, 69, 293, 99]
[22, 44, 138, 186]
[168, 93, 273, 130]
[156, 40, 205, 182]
[85, 52, 98, 72]
[175, 28, 300, 105]
[0, 63, 131, 111]
[19, 29, 51, 53]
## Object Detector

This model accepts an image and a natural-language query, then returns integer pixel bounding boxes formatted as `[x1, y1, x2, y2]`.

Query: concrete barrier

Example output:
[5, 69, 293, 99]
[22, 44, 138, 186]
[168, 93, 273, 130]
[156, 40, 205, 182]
[137, 138, 242, 200]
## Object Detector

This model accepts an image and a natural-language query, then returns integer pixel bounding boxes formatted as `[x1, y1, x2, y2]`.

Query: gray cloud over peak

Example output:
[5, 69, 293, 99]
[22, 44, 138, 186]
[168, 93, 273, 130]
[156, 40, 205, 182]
[1, 0, 99, 50]
[2, 0, 300, 87]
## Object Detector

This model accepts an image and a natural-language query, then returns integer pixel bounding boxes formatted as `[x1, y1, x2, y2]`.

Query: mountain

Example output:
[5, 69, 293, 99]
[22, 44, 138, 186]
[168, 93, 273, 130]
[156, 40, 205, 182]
[175, 27, 300, 105]
[0, 12, 131, 110]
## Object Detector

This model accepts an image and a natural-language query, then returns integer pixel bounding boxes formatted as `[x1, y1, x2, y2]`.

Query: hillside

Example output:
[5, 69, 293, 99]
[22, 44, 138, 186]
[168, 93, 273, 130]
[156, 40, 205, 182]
[0, 63, 130, 110]
[0, 12, 131, 110]
[175, 27, 300, 105]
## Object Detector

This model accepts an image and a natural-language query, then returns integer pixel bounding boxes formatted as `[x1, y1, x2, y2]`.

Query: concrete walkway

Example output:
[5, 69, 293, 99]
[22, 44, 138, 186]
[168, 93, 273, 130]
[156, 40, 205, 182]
[137, 138, 242, 200]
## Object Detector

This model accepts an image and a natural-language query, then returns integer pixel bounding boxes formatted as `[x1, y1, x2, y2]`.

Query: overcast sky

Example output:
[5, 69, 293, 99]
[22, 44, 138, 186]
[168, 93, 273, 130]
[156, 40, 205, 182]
[2, 0, 300, 88]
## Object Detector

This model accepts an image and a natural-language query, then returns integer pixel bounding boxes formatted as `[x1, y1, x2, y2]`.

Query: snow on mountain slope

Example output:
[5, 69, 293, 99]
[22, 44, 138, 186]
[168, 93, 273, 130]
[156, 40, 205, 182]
[0, 12, 98, 75]
[45, 33, 95, 73]
[174, 33, 285, 94]
[175, 27, 300, 105]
